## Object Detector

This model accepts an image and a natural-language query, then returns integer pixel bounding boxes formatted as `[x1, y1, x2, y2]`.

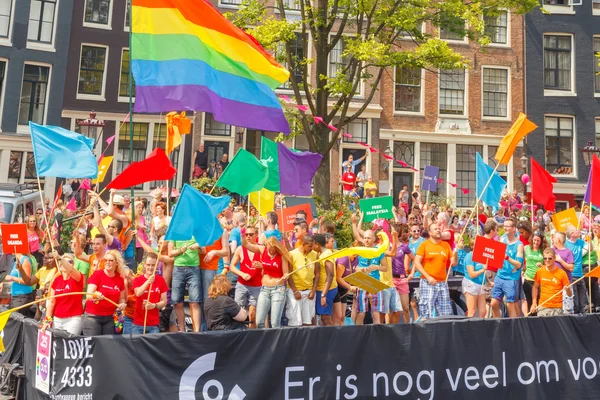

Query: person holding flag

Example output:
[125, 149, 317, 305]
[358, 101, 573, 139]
[531, 248, 572, 316]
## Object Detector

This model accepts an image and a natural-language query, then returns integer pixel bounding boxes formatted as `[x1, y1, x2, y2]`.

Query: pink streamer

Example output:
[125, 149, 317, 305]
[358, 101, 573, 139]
[313, 116, 324, 124]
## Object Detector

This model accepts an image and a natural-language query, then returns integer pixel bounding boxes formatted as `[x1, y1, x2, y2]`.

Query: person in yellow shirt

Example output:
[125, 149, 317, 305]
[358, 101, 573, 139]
[363, 176, 378, 198]
[313, 234, 337, 326]
[286, 236, 319, 327]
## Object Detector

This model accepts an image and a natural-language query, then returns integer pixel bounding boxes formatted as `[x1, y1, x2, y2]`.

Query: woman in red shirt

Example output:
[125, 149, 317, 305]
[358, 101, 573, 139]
[43, 254, 84, 335]
[242, 235, 291, 329]
[83, 250, 127, 335]
[132, 253, 168, 334]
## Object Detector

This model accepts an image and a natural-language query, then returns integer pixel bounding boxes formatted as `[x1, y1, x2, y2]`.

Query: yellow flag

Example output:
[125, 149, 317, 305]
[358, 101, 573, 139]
[90, 216, 112, 238]
[92, 156, 114, 184]
[317, 232, 390, 263]
[249, 188, 275, 216]
[166, 111, 191, 155]
[0, 311, 12, 352]
[495, 113, 538, 165]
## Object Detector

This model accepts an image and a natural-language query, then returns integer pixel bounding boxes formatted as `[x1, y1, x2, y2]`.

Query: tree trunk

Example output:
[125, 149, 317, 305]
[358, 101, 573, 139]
[312, 125, 333, 207]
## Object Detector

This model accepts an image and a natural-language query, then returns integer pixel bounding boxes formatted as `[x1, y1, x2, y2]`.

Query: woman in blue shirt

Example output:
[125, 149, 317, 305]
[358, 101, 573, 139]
[4, 253, 37, 318]
[463, 251, 487, 318]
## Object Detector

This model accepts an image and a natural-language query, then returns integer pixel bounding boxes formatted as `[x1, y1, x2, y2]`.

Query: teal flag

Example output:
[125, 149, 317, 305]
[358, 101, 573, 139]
[260, 136, 280, 191]
[476, 153, 506, 208]
[215, 148, 269, 195]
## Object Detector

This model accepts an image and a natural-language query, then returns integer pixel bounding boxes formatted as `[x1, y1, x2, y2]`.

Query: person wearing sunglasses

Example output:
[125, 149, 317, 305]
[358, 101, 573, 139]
[92, 200, 123, 252]
[42, 254, 84, 335]
[530, 248, 572, 316]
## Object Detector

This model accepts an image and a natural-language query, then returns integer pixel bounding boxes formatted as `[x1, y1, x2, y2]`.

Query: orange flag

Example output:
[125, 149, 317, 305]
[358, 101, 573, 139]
[585, 265, 600, 279]
[165, 111, 191, 155]
[495, 113, 537, 165]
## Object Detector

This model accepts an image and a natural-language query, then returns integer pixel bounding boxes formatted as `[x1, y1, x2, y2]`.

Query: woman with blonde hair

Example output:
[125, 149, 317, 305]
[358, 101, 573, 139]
[241, 234, 291, 328]
[150, 202, 170, 247]
[26, 214, 45, 266]
[204, 275, 247, 331]
[83, 249, 127, 335]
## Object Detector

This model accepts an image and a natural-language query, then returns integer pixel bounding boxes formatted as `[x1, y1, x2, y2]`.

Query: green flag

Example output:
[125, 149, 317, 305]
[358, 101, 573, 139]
[215, 148, 268, 195]
[260, 136, 280, 192]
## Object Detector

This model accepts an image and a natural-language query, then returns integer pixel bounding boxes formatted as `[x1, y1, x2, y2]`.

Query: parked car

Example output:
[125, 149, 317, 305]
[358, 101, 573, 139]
[0, 183, 42, 224]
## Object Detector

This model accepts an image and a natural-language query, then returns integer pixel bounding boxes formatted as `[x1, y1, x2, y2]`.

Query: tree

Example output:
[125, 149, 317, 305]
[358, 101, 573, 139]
[226, 0, 538, 204]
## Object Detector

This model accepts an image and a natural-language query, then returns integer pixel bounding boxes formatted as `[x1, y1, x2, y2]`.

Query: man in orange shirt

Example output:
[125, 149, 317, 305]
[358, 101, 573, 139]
[413, 222, 458, 319]
[531, 248, 572, 316]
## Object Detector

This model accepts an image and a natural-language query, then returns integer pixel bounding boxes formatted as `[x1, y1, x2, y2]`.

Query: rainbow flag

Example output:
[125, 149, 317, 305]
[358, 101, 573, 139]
[131, 0, 291, 133]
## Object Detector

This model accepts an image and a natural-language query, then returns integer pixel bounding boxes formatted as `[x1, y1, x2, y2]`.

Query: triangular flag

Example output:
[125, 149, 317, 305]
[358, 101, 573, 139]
[260, 137, 280, 192]
[313, 116, 323, 124]
[278, 143, 322, 196]
[165, 111, 191, 155]
[249, 188, 275, 216]
[79, 178, 91, 191]
[66, 197, 77, 211]
[531, 158, 557, 211]
[495, 113, 537, 165]
[476, 153, 506, 208]
[105, 135, 115, 146]
[107, 149, 176, 189]
[216, 149, 269, 196]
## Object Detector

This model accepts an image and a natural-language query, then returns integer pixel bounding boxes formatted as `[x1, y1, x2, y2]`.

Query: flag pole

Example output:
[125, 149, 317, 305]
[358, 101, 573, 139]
[35, 176, 56, 255]
[589, 172, 593, 314]
[459, 163, 502, 238]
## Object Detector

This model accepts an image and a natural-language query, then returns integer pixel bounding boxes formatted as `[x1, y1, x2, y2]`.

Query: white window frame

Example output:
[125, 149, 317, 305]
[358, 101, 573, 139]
[544, 114, 577, 179]
[0, 0, 16, 47]
[200, 113, 235, 163]
[328, 33, 364, 97]
[481, 65, 511, 121]
[76, 43, 109, 101]
[26, 0, 59, 52]
[339, 118, 371, 177]
[0, 57, 8, 130]
[543, 33, 576, 97]
[438, 68, 469, 118]
[438, 20, 468, 44]
[542, 0, 575, 15]
[484, 10, 511, 48]
[275, 31, 312, 94]
[82, 0, 114, 30]
[217, 0, 243, 9]
[595, 118, 600, 147]
[118, 47, 135, 103]
[594, 0, 600, 15]
[393, 66, 425, 116]
[594, 35, 600, 97]
[17, 61, 52, 134]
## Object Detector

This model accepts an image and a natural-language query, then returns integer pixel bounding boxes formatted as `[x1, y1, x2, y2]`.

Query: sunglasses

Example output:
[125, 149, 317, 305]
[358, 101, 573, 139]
[245, 233, 255, 237]
[543, 257, 554, 261]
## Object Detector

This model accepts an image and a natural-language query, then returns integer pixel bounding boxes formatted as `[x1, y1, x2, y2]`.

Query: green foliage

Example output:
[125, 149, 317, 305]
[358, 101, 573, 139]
[190, 178, 228, 197]
[313, 193, 358, 249]
[59, 219, 75, 254]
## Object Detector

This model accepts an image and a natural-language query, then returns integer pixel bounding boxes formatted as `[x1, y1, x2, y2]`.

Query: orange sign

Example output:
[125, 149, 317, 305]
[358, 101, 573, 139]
[281, 203, 314, 231]
[1, 224, 29, 254]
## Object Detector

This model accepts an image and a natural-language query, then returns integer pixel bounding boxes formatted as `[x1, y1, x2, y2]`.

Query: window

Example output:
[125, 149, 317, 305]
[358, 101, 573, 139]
[545, 116, 574, 175]
[544, 35, 572, 91]
[117, 122, 148, 188]
[8, 151, 22, 183]
[542, 0, 568, 4]
[439, 69, 465, 115]
[420, 143, 447, 195]
[487, 146, 508, 178]
[124, 0, 130, 29]
[594, 37, 600, 94]
[343, 119, 368, 143]
[393, 141, 414, 167]
[18, 64, 49, 125]
[395, 67, 422, 113]
[0, 0, 12, 38]
[151, 123, 180, 188]
[78, 45, 107, 96]
[278, 33, 305, 90]
[25, 153, 37, 179]
[439, 15, 465, 41]
[119, 48, 135, 98]
[329, 36, 349, 78]
[219, 0, 243, 6]
[84, 0, 111, 25]
[484, 11, 508, 45]
[204, 114, 231, 136]
[456, 145, 482, 207]
[27, 0, 56, 44]
[482, 68, 508, 118]
[596, 119, 600, 147]
[283, 0, 301, 11]
[594, 0, 600, 13]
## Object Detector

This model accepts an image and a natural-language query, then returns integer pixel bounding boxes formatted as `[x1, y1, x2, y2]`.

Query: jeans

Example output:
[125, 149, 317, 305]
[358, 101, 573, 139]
[171, 267, 202, 303]
[10, 293, 35, 319]
[54, 315, 83, 336]
[122, 316, 134, 335]
[256, 285, 286, 329]
[131, 324, 160, 334]
[572, 278, 589, 314]
[200, 269, 217, 332]
[82, 313, 115, 336]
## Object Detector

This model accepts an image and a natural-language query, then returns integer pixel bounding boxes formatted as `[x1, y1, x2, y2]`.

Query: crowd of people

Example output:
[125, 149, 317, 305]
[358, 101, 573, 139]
[0, 151, 597, 336]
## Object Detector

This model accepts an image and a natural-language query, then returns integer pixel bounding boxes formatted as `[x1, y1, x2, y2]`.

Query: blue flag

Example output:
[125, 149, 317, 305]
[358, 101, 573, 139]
[164, 184, 231, 246]
[30, 122, 98, 178]
[476, 153, 506, 208]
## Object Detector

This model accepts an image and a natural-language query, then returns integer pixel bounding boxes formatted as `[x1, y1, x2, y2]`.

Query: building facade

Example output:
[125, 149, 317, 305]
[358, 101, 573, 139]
[525, 1, 600, 210]
[0, 0, 74, 196]
[59, 0, 192, 195]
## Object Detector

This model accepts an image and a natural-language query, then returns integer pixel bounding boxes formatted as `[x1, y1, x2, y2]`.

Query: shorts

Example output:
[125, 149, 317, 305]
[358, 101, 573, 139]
[160, 305, 174, 332]
[316, 288, 338, 315]
[537, 307, 564, 317]
[491, 276, 519, 303]
[412, 288, 420, 302]
[393, 277, 410, 295]
[285, 289, 315, 326]
[462, 278, 484, 296]
[381, 287, 402, 313]
[484, 270, 497, 300]
[234, 283, 261, 308]
[356, 288, 383, 313]
[338, 287, 349, 304]
[172, 266, 202, 303]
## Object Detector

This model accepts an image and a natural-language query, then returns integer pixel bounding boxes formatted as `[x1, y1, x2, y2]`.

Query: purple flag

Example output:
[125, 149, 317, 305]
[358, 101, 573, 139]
[277, 143, 323, 196]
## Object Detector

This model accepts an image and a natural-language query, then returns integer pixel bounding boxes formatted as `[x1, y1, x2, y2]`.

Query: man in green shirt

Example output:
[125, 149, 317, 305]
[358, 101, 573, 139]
[168, 239, 201, 332]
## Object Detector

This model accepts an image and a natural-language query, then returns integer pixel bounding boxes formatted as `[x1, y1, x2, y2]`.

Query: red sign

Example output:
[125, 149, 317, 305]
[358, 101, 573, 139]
[281, 203, 314, 231]
[1, 223, 30, 254]
[471, 236, 507, 270]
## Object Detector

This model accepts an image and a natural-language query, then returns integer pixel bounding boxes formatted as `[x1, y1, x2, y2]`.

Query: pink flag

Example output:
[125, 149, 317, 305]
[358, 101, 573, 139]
[461, 188, 470, 194]
[397, 160, 408, 167]
[411, 167, 419, 172]
[79, 178, 91, 191]
[368, 147, 378, 153]
[437, 178, 444, 184]
[382, 154, 394, 160]
[450, 183, 457, 188]
[105, 135, 115, 146]
[296, 105, 308, 112]
[66, 197, 77, 211]
[342, 133, 352, 139]
[327, 124, 338, 132]
[279, 94, 291, 103]
[313, 116, 324, 125]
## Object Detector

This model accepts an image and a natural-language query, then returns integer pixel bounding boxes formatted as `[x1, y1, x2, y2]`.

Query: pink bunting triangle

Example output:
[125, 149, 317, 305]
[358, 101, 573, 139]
[342, 133, 352, 139]
[461, 188, 470, 194]
[410, 167, 419, 172]
[313, 116, 324, 125]
[279, 94, 291, 103]
[105, 135, 115, 146]
[437, 178, 444, 184]
[79, 179, 91, 191]
[397, 160, 408, 167]
[382, 154, 394, 160]
[327, 124, 338, 132]
[449, 183, 457, 188]
[296, 105, 308, 112]
[368, 147, 378, 153]
[66, 197, 77, 211]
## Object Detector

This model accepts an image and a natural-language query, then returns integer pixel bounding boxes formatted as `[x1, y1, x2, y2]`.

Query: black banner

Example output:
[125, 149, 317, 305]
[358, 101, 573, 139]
[0, 312, 24, 366]
[15, 315, 600, 399]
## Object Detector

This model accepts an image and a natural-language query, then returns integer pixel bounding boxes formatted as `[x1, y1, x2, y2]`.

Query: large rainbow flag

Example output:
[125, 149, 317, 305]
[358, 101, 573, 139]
[131, 0, 291, 133]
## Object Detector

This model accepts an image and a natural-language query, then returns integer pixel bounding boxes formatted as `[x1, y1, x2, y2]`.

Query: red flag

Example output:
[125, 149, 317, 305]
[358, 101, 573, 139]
[79, 178, 91, 191]
[531, 158, 557, 211]
[106, 148, 176, 190]
[584, 155, 600, 208]
[52, 185, 62, 208]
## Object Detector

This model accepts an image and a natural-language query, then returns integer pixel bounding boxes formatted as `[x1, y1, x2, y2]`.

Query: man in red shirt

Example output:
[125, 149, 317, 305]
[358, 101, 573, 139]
[132, 253, 168, 334]
[341, 164, 356, 196]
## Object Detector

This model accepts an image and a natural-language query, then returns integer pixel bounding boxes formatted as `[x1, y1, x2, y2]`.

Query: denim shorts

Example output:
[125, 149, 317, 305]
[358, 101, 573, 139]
[172, 266, 202, 303]
[381, 287, 402, 313]
[492, 276, 519, 303]
[316, 287, 338, 315]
